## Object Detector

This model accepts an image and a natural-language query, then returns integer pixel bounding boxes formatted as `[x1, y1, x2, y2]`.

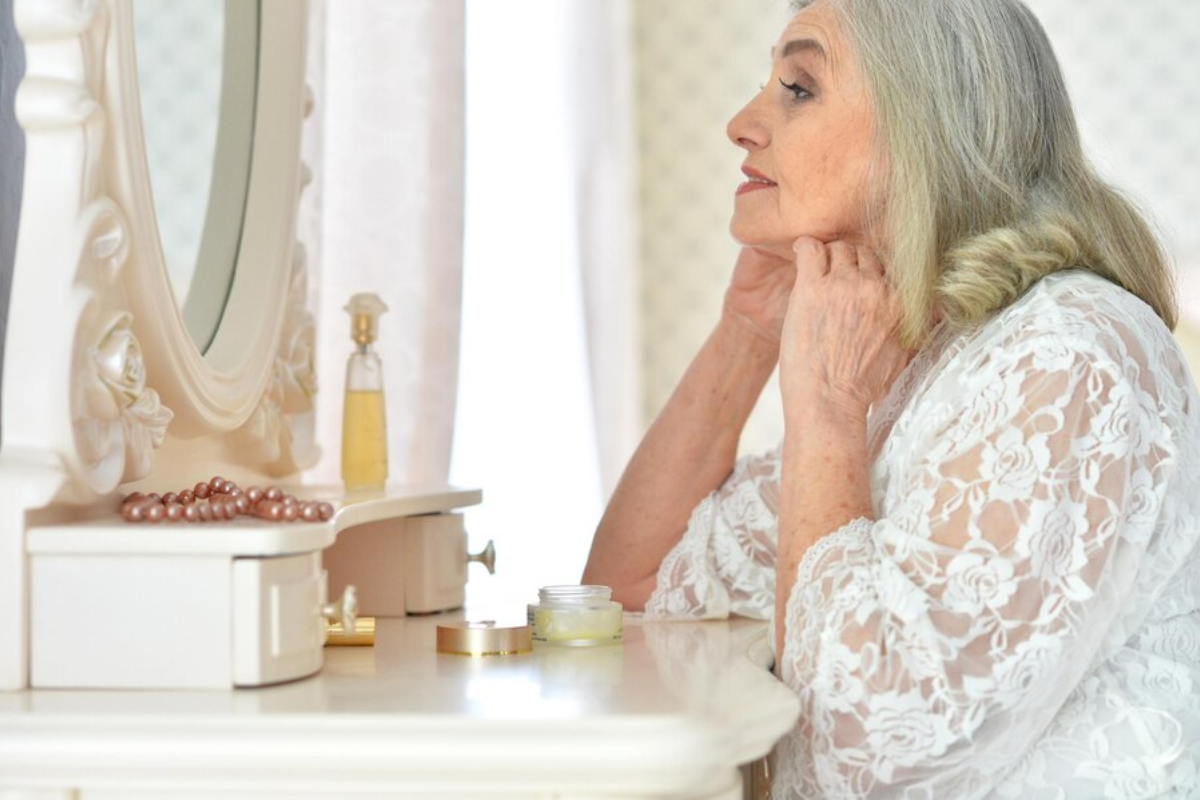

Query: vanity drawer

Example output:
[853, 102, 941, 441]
[30, 551, 327, 689]
[324, 512, 467, 617]
[232, 552, 326, 687]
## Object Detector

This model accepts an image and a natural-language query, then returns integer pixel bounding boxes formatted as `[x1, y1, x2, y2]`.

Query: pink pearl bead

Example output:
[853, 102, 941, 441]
[123, 492, 144, 505]
[317, 502, 335, 521]
[123, 503, 145, 522]
[165, 503, 184, 521]
[228, 487, 244, 499]
[194, 482, 211, 499]
[257, 501, 283, 521]
[161, 492, 178, 505]
[184, 505, 200, 523]
[178, 490, 195, 505]
[210, 477, 226, 494]
[282, 494, 297, 507]
[264, 486, 283, 502]
[246, 486, 263, 503]
[145, 504, 165, 523]
[147, 493, 162, 504]
[282, 504, 299, 522]
[197, 503, 213, 521]
[235, 496, 250, 514]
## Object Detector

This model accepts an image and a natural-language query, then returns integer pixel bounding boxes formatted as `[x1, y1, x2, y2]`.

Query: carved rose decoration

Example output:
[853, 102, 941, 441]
[74, 311, 173, 485]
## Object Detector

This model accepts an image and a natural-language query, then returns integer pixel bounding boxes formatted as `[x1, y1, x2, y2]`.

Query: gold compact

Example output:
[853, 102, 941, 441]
[436, 621, 532, 656]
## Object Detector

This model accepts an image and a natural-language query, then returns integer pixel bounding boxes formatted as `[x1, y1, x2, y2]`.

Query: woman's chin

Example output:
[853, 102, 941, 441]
[724, 220, 792, 257]
[730, 227, 795, 261]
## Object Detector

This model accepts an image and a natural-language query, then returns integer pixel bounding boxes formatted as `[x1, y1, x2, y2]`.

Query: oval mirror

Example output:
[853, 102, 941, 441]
[133, 0, 260, 353]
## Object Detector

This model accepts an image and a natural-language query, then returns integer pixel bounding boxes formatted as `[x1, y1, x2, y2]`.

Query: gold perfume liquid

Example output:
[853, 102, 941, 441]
[341, 389, 387, 490]
[341, 293, 390, 491]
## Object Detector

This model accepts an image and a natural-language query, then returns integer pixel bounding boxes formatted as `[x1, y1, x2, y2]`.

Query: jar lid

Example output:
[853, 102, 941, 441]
[436, 621, 532, 656]
[537, 585, 612, 604]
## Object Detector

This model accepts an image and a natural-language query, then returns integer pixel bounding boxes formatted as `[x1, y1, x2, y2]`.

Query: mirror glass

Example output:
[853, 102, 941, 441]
[133, 0, 259, 353]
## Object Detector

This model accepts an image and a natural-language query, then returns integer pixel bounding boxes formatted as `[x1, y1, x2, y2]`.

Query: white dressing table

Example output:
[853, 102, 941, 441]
[0, 613, 797, 798]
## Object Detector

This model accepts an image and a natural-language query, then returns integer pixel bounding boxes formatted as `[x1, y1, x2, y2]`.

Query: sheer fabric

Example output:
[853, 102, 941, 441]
[645, 270, 1200, 798]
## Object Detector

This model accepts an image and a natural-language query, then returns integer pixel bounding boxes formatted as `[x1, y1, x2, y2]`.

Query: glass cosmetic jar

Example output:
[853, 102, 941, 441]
[527, 585, 623, 647]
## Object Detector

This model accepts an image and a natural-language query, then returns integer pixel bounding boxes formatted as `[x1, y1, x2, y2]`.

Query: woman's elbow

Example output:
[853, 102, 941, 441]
[606, 574, 659, 612]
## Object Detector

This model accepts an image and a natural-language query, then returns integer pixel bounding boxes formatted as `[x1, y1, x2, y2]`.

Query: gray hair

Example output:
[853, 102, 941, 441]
[793, 0, 1177, 345]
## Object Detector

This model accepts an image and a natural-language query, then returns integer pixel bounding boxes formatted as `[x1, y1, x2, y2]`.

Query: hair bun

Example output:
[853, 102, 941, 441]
[936, 216, 1084, 329]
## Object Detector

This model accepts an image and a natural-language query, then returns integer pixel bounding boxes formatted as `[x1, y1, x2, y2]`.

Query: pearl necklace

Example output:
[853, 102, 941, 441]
[121, 476, 335, 524]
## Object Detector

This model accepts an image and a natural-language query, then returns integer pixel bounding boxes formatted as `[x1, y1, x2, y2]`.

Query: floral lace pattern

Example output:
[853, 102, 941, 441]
[645, 270, 1200, 798]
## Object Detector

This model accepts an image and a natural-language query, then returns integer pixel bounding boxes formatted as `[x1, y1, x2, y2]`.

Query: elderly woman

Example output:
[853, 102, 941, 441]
[582, 0, 1200, 797]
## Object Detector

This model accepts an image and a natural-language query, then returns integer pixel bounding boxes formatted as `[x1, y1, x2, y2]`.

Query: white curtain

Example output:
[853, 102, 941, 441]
[565, 0, 641, 503]
[309, 0, 466, 487]
[450, 0, 639, 598]
[307, 0, 639, 597]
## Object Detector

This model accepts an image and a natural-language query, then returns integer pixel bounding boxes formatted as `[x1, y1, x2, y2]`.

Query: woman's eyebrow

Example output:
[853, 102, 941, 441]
[770, 38, 828, 61]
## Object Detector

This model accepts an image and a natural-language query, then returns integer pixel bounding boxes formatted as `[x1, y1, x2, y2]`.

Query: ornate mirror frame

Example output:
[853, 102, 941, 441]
[0, 0, 318, 689]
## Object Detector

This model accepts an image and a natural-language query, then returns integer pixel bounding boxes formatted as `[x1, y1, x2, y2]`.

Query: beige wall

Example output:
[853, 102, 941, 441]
[635, 0, 790, 457]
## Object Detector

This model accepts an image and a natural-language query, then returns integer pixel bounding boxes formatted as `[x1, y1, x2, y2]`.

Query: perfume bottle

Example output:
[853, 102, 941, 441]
[341, 293, 389, 491]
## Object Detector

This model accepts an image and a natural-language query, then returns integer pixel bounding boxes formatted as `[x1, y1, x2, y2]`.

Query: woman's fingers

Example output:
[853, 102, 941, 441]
[793, 237, 829, 280]
[828, 241, 859, 276]
[856, 246, 886, 278]
[794, 238, 886, 278]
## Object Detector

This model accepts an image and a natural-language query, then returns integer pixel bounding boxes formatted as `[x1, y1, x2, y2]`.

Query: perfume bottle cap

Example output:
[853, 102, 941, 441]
[345, 293, 389, 346]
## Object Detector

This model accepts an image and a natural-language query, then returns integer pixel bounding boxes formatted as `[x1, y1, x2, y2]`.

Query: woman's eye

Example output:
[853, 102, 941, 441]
[778, 77, 812, 101]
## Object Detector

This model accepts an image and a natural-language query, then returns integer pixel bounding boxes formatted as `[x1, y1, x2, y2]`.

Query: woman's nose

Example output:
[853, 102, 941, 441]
[727, 94, 768, 151]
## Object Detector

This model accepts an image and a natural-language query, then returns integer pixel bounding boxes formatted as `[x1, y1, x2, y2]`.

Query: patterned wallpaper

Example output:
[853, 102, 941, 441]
[1024, 0, 1200, 307]
[635, 0, 789, 457]
[634, 0, 1200, 457]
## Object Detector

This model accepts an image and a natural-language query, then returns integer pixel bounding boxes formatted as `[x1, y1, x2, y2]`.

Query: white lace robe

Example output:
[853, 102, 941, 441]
[645, 270, 1200, 799]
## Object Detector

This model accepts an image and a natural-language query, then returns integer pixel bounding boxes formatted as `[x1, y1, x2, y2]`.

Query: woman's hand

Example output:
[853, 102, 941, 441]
[722, 246, 798, 344]
[780, 238, 914, 424]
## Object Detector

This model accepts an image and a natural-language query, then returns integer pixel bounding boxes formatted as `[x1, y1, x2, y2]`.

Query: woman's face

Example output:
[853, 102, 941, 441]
[727, 3, 877, 260]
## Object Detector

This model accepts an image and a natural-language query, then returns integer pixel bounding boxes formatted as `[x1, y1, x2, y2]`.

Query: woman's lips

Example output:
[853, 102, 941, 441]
[736, 167, 777, 195]
[736, 179, 777, 195]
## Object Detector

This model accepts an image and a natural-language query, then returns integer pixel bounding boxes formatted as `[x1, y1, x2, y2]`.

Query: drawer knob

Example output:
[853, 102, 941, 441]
[322, 585, 358, 633]
[468, 539, 496, 575]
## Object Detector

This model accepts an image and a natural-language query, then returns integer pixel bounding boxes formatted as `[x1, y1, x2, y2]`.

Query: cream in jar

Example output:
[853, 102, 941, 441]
[527, 585, 623, 647]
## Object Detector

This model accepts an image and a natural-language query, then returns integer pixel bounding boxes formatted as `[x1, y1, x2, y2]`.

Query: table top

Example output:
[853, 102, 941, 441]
[0, 609, 799, 795]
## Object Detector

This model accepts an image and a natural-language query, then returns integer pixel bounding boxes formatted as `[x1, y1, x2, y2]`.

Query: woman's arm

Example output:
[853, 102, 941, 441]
[776, 403, 873, 657]
[583, 246, 796, 610]
[581, 308, 778, 610]
[773, 239, 914, 655]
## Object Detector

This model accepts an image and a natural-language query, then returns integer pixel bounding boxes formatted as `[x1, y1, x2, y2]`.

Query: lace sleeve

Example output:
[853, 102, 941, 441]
[774, 329, 1178, 798]
[644, 443, 782, 620]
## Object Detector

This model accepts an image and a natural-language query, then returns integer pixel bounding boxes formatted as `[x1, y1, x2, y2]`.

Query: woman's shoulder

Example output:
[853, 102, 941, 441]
[971, 268, 1181, 373]
[1009, 268, 1158, 329]
[919, 268, 1197, 443]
